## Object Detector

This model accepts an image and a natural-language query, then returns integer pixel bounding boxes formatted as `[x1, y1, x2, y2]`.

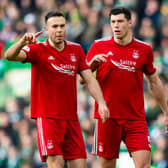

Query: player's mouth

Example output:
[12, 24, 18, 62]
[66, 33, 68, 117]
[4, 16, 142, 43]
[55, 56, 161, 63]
[56, 35, 63, 38]
[114, 30, 121, 34]
[55, 36, 64, 41]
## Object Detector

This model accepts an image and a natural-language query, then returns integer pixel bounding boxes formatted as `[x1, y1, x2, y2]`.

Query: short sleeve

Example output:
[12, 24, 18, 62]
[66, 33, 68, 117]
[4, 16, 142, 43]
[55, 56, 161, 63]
[22, 43, 39, 63]
[143, 46, 156, 75]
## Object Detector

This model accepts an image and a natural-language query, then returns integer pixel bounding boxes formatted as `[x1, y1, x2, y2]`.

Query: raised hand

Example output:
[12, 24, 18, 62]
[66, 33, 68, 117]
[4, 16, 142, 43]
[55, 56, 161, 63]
[20, 31, 43, 46]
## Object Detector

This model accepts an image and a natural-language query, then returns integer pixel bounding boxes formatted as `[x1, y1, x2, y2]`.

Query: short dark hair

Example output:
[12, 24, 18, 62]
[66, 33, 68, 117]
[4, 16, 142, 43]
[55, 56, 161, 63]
[109, 7, 131, 20]
[45, 11, 65, 23]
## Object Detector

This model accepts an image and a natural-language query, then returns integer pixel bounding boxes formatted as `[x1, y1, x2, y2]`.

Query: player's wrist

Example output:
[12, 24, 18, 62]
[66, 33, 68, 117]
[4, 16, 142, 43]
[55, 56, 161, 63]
[19, 39, 27, 48]
[98, 99, 107, 106]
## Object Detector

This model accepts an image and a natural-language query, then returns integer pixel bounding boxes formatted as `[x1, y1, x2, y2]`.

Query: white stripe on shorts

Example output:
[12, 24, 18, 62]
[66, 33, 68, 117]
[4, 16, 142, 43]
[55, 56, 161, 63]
[92, 120, 98, 155]
[37, 118, 47, 156]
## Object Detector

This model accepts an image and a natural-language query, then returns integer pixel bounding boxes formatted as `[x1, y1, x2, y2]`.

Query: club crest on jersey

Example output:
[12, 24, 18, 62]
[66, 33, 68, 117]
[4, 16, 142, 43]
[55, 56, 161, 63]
[47, 140, 54, 149]
[132, 50, 139, 59]
[98, 143, 104, 153]
[70, 54, 76, 62]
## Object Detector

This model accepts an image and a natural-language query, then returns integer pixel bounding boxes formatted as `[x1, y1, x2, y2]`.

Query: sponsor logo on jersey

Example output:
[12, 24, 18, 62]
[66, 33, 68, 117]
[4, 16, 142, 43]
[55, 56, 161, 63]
[51, 63, 75, 76]
[48, 55, 55, 60]
[47, 140, 54, 149]
[110, 59, 136, 72]
[132, 50, 139, 59]
[119, 60, 136, 66]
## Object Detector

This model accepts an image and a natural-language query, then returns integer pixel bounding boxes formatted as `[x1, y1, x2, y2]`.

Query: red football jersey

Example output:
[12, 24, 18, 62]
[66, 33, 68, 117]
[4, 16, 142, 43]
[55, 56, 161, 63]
[87, 37, 156, 120]
[22, 40, 89, 120]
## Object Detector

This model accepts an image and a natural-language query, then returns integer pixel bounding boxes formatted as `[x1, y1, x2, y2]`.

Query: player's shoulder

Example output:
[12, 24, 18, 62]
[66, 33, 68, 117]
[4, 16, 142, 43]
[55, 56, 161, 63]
[94, 36, 112, 44]
[91, 37, 112, 49]
[66, 40, 81, 47]
[134, 38, 151, 49]
[26, 41, 48, 50]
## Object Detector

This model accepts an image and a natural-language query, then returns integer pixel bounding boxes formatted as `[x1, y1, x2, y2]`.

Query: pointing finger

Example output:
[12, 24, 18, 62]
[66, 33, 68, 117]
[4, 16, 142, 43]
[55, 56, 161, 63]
[35, 31, 43, 38]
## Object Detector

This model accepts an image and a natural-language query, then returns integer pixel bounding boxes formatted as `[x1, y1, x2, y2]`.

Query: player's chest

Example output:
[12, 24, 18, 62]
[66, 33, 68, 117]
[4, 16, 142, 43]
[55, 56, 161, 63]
[39, 50, 79, 76]
[100, 47, 146, 72]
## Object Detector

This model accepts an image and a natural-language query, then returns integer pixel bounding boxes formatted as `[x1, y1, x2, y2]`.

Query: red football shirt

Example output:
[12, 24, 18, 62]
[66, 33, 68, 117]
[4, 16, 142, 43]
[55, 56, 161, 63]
[22, 40, 89, 120]
[87, 37, 156, 120]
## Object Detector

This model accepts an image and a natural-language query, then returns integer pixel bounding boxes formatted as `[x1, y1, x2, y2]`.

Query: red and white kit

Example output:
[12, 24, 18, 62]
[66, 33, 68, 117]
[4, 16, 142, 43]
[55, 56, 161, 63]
[87, 37, 155, 158]
[22, 40, 89, 161]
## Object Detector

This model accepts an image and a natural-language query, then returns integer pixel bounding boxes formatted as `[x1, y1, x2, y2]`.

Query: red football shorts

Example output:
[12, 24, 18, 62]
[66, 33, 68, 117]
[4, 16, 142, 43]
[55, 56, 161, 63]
[92, 119, 151, 159]
[36, 118, 87, 162]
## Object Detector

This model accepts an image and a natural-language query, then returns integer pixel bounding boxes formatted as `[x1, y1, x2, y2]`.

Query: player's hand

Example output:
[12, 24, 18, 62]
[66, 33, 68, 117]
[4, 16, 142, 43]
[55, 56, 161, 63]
[89, 54, 107, 68]
[98, 102, 110, 123]
[78, 75, 85, 85]
[163, 113, 168, 134]
[20, 31, 43, 46]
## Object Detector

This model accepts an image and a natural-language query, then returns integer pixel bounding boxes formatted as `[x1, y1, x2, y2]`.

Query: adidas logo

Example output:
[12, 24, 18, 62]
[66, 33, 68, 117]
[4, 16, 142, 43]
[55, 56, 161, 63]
[48, 56, 55, 60]
[107, 51, 113, 56]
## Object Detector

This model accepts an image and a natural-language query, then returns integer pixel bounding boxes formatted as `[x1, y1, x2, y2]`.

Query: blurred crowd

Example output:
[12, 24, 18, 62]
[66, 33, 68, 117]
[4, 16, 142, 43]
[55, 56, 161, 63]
[0, 0, 168, 167]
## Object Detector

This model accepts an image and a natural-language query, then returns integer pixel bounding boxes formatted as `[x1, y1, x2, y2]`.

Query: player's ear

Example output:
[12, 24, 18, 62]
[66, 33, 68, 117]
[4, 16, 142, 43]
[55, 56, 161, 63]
[128, 20, 132, 28]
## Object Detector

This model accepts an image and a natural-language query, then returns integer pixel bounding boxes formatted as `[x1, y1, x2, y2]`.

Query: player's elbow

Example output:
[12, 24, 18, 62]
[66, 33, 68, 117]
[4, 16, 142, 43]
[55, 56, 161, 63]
[3, 51, 9, 60]
[4, 51, 15, 61]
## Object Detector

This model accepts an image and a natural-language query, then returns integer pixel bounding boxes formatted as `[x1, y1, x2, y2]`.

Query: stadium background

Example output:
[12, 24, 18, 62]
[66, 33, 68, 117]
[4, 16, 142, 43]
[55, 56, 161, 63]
[0, 0, 168, 167]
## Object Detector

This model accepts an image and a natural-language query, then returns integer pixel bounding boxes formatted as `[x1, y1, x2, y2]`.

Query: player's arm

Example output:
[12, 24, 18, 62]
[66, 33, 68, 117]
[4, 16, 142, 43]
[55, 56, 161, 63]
[145, 72, 168, 133]
[4, 32, 42, 62]
[79, 54, 107, 84]
[80, 69, 110, 123]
